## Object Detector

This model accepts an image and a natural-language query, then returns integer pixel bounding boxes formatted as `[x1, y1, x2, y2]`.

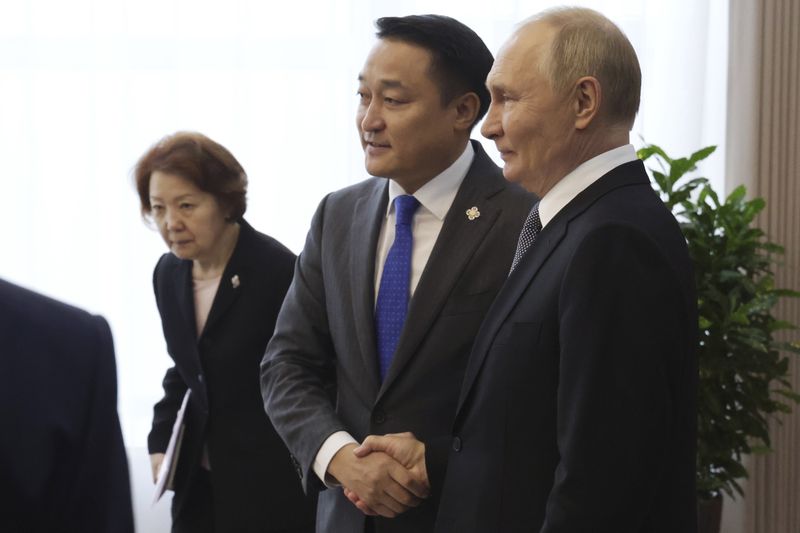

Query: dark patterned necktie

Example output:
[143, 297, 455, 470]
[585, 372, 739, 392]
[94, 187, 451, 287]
[510, 202, 542, 273]
[375, 195, 420, 380]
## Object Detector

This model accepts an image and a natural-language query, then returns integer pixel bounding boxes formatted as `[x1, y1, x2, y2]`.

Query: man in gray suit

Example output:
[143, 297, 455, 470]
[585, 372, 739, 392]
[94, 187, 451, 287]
[260, 14, 533, 533]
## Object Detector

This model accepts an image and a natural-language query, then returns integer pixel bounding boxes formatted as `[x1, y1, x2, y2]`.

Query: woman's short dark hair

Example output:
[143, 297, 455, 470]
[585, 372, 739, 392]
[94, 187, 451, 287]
[375, 14, 494, 129]
[134, 131, 248, 221]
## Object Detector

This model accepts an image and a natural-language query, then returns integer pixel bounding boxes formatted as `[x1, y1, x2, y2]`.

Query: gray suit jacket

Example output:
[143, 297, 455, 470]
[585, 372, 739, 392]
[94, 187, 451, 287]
[261, 141, 534, 533]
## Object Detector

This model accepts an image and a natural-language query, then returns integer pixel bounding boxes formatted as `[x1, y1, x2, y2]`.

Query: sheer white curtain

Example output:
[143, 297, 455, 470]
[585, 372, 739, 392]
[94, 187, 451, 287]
[0, 0, 727, 526]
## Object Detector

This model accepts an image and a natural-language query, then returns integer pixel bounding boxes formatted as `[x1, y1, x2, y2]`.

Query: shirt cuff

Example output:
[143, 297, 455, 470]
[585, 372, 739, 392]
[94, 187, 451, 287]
[313, 431, 358, 488]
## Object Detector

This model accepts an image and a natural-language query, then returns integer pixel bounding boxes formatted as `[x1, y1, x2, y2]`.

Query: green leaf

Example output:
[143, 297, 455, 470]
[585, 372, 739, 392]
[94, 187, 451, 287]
[771, 289, 800, 298]
[748, 197, 766, 211]
[770, 320, 797, 332]
[652, 171, 668, 193]
[774, 389, 800, 403]
[763, 243, 785, 254]
[726, 186, 746, 204]
[689, 145, 717, 164]
[638, 144, 672, 163]
[670, 158, 695, 180]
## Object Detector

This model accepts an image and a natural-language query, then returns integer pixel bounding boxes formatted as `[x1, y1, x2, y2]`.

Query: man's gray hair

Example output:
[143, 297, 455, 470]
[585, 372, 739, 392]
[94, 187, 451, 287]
[529, 7, 641, 129]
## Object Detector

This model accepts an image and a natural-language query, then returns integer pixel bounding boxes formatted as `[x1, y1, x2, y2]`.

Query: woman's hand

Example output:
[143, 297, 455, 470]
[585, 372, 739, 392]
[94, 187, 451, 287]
[150, 453, 166, 483]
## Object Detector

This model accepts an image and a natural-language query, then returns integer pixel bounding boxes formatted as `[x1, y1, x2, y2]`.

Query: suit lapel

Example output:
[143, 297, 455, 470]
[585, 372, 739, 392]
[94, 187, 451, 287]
[202, 274, 240, 338]
[456, 160, 650, 412]
[378, 144, 506, 397]
[350, 181, 389, 395]
[175, 259, 198, 340]
[165, 255, 208, 407]
[200, 220, 252, 338]
[455, 216, 566, 411]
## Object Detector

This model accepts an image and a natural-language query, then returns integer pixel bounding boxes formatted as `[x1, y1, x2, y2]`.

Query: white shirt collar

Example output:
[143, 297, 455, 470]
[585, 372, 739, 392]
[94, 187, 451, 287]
[386, 142, 474, 220]
[538, 144, 637, 227]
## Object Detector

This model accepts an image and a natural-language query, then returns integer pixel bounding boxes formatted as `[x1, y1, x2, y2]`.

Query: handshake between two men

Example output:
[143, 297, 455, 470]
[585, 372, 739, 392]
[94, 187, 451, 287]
[328, 433, 429, 518]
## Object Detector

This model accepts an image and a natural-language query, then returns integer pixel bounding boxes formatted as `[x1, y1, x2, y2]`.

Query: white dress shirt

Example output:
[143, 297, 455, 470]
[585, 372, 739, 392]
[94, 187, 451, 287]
[538, 144, 638, 227]
[312, 142, 475, 485]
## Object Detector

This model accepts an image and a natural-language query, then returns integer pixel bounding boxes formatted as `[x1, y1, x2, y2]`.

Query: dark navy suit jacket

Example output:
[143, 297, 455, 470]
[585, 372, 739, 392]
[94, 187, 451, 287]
[0, 278, 134, 533]
[436, 161, 698, 533]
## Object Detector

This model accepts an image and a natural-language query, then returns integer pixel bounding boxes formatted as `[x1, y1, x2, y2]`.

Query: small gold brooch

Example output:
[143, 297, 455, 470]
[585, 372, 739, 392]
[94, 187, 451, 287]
[466, 206, 480, 221]
[231, 274, 240, 289]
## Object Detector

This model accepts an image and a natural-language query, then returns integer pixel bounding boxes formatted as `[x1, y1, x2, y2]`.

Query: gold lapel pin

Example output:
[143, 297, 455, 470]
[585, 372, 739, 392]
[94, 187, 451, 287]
[466, 206, 480, 221]
[231, 274, 240, 289]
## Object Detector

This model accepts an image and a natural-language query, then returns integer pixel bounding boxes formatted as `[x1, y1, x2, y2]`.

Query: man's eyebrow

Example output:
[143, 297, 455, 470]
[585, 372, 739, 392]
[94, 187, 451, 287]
[378, 79, 405, 89]
[487, 80, 510, 93]
[356, 75, 407, 90]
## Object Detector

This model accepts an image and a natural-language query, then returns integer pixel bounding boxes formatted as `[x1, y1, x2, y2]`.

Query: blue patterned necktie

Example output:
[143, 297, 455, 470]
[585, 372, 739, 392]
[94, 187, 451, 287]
[509, 202, 542, 273]
[375, 194, 420, 380]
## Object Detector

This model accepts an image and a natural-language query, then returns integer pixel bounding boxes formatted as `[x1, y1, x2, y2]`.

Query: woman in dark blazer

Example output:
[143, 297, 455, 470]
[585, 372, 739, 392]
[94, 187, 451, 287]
[135, 132, 316, 533]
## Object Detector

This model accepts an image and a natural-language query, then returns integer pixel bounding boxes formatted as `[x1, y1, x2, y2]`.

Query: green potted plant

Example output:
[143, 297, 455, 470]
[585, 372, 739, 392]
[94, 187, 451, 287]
[638, 144, 800, 533]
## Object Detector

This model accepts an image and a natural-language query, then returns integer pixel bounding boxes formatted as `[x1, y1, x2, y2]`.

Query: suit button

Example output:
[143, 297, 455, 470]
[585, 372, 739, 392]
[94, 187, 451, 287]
[373, 411, 386, 424]
[290, 454, 302, 479]
[197, 374, 204, 384]
[452, 436, 462, 452]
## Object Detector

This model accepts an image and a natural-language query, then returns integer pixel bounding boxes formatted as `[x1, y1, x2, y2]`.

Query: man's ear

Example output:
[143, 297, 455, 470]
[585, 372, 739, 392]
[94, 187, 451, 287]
[452, 92, 481, 131]
[573, 76, 601, 130]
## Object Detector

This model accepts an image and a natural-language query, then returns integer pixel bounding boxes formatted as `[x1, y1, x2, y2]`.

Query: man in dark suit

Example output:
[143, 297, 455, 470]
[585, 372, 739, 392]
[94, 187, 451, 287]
[356, 7, 698, 533]
[260, 14, 533, 533]
[0, 278, 134, 533]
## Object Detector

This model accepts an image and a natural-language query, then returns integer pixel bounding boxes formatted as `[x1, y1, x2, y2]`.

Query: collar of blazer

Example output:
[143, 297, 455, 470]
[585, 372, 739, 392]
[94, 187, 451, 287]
[349, 141, 514, 400]
[455, 160, 649, 414]
[349, 178, 389, 402]
[174, 218, 256, 341]
[379, 142, 508, 395]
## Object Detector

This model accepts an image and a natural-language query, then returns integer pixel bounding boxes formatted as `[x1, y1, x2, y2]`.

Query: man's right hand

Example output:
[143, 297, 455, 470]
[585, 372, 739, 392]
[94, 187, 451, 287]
[150, 453, 165, 483]
[327, 443, 430, 518]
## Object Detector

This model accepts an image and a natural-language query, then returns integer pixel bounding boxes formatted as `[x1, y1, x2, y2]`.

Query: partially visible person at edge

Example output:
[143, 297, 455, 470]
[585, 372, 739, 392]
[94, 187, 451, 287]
[136, 131, 316, 533]
[353, 7, 698, 533]
[0, 278, 134, 533]
[260, 14, 534, 533]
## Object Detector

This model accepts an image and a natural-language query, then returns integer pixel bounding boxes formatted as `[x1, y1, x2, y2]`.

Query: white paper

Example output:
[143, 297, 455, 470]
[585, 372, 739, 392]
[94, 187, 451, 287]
[152, 389, 191, 505]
